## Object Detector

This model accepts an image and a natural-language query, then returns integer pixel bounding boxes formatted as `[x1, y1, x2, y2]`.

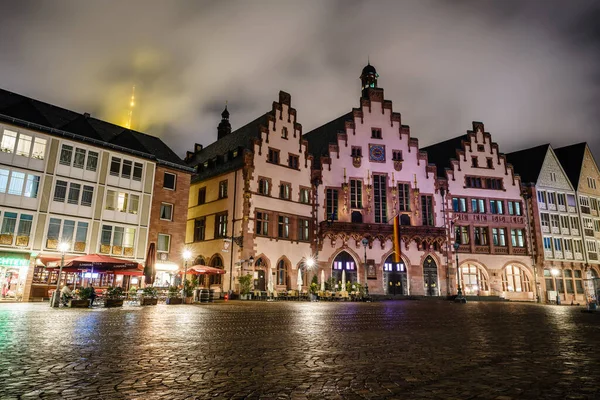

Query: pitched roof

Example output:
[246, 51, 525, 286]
[302, 112, 353, 169]
[0, 88, 191, 171]
[420, 135, 469, 178]
[505, 144, 550, 184]
[188, 113, 270, 182]
[554, 143, 587, 188]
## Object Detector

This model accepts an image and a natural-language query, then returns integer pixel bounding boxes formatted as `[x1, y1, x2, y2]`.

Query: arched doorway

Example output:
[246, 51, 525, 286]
[459, 263, 489, 295]
[255, 257, 266, 291]
[502, 264, 533, 300]
[332, 251, 358, 289]
[423, 255, 439, 296]
[383, 253, 407, 295]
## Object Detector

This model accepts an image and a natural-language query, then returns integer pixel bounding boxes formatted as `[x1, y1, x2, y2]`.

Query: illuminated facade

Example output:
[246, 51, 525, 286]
[0, 88, 191, 301]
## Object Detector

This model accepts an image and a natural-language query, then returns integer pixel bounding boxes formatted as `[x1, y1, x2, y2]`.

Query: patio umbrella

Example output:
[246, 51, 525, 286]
[61, 254, 141, 272]
[144, 242, 156, 285]
[188, 265, 226, 275]
[267, 265, 274, 294]
[320, 270, 325, 292]
[342, 269, 346, 291]
[297, 268, 302, 293]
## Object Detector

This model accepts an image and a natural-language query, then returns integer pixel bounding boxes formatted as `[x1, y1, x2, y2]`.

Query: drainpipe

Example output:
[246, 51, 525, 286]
[228, 169, 239, 295]
[523, 185, 540, 303]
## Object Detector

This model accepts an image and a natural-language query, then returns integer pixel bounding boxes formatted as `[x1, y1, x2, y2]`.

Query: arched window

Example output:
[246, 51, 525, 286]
[194, 256, 206, 266]
[209, 256, 223, 286]
[277, 259, 288, 286]
[255, 258, 265, 268]
[460, 264, 489, 294]
[502, 265, 531, 292]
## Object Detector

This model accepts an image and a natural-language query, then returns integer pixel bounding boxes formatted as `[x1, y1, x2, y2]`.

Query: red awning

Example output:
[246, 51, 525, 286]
[46, 254, 142, 272]
[184, 265, 226, 275]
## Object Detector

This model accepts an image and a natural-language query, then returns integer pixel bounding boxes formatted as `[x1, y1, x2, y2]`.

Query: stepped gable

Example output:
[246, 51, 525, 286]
[554, 143, 587, 188]
[302, 112, 353, 170]
[0, 87, 188, 169]
[421, 135, 469, 178]
[505, 144, 550, 184]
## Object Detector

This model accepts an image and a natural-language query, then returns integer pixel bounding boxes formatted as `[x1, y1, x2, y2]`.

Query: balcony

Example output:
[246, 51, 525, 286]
[568, 206, 576, 213]
[564, 251, 573, 259]
[575, 252, 584, 260]
[585, 229, 594, 237]
[561, 228, 570, 235]
[571, 229, 579, 236]
[554, 251, 563, 259]
[544, 250, 554, 258]
[551, 227, 560, 234]
[589, 252, 598, 261]
[548, 204, 557, 211]
[541, 225, 550, 233]
[558, 205, 566, 212]
[512, 247, 527, 255]
[474, 245, 490, 254]
[318, 221, 447, 249]
[495, 247, 509, 254]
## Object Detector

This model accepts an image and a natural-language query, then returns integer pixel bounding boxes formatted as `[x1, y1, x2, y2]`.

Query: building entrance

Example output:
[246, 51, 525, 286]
[332, 251, 358, 289]
[383, 254, 407, 295]
[423, 255, 439, 296]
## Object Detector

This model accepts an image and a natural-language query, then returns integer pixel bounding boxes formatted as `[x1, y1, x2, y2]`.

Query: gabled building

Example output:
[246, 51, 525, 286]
[507, 144, 586, 303]
[0, 88, 192, 301]
[555, 143, 600, 292]
[185, 92, 314, 295]
[304, 64, 448, 296]
[423, 123, 533, 301]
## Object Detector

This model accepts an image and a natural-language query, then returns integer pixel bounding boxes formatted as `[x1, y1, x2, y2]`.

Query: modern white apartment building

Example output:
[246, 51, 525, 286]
[0, 88, 191, 301]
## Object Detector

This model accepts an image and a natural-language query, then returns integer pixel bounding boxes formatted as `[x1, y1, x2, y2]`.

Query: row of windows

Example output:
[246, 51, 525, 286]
[255, 211, 310, 241]
[543, 236, 584, 256]
[455, 226, 526, 247]
[540, 213, 581, 233]
[109, 156, 143, 181]
[544, 268, 585, 294]
[0, 210, 33, 247]
[465, 176, 504, 190]
[470, 157, 494, 169]
[54, 180, 94, 207]
[350, 146, 403, 161]
[0, 168, 40, 198]
[579, 195, 600, 214]
[0, 129, 47, 159]
[60, 145, 99, 172]
[537, 191, 576, 209]
[452, 197, 522, 216]
[267, 148, 301, 170]
[257, 177, 310, 203]
[193, 213, 228, 242]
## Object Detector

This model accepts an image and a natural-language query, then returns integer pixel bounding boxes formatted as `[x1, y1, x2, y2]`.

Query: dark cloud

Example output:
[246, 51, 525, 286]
[0, 0, 599, 158]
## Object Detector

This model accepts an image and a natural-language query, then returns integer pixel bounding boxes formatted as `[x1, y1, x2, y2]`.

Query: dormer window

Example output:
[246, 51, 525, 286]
[477, 145, 485, 152]
[351, 147, 362, 158]
[371, 128, 382, 139]
[392, 150, 403, 161]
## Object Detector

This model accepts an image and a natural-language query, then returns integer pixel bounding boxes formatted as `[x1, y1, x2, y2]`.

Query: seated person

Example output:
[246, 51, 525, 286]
[60, 284, 73, 304]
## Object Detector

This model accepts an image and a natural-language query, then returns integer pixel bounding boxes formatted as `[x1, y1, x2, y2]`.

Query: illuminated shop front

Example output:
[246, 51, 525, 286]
[0, 252, 31, 300]
[154, 262, 180, 288]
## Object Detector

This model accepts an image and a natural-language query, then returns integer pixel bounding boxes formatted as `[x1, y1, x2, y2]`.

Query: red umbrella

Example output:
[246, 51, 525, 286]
[187, 265, 226, 275]
[62, 254, 141, 272]
[144, 243, 156, 285]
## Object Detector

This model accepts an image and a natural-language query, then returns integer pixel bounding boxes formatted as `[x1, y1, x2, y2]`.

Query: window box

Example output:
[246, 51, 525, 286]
[74, 242, 86, 252]
[100, 244, 111, 254]
[123, 247, 134, 257]
[16, 236, 29, 246]
[112, 245, 123, 255]
[0, 234, 13, 245]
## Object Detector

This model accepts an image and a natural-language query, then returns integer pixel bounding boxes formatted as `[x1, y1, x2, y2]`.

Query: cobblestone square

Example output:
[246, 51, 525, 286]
[0, 301, 599, 399]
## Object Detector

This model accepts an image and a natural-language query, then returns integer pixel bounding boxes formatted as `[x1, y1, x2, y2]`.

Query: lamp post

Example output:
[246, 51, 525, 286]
[182, 249, 192, 301]
[551, 268, 560, 305]
[453, 241, 466, 303]
[361, 238, 369, 300]
[53, 241, 69, 307]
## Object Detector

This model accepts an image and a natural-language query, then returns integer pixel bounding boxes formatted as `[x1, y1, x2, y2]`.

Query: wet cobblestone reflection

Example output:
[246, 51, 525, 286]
[0, 301, 599, 399]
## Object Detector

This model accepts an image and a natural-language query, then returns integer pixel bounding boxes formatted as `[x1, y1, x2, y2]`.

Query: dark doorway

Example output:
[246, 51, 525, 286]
[384, 254, 407, 295]
[332, 251, 358, 288]
[255, 269, 266, 291]
[423, 255, 439, 296]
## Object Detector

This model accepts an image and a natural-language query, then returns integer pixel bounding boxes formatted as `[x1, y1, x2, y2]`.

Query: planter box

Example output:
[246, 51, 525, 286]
[69, 299, 90, 308]
[240, 293, 252, 300]
[140, 297, 158, 306]
[184, 297, 193, 304]
[105, 299, 124, 308]
[166, 297, 183, 305]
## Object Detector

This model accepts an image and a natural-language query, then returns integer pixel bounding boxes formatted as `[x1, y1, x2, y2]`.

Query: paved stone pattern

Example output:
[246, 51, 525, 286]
[0, 301, 599, 400]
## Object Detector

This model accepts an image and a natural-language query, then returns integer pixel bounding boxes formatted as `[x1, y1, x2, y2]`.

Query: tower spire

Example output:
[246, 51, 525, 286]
[217, 101, 232, 139]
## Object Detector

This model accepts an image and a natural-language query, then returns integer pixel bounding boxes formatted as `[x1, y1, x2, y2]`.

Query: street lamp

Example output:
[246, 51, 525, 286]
[453, 241, 466, 303]
[361, 238, 369, 300]
[182, 249, 192, 301]
[551, 268, 560, 305]
[53, 241, 69, 307]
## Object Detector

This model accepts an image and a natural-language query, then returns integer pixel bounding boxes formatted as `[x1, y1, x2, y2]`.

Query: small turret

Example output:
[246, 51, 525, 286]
[217, 104, 231, 140]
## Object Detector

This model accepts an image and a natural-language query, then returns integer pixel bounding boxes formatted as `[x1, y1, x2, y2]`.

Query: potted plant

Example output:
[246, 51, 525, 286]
[310, 275, 319, 301]
[141, 287, 158, 305]
[166, 285, 183, 305]
[183, 280, 195, 304]
[325, 277, 336, 291]
[238, 274, 253, 300]
[70, 287, 92, 308]
[105, 286, 124, 307]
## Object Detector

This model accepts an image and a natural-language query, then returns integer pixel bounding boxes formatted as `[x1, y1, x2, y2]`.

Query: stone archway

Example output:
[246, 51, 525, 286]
[332, 251, 358, 290]
[383, 253, 408, 296]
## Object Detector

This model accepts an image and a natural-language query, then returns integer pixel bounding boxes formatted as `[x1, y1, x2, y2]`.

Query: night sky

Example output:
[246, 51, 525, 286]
[1, 0, 599, 159]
